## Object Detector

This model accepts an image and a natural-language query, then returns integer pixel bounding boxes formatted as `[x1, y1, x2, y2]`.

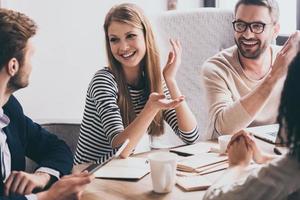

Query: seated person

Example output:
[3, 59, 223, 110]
[202, 0, 299, 138]
[74, 3, 199, 164]
[204, 50, 300, 200]
[0, 8, 93, 200]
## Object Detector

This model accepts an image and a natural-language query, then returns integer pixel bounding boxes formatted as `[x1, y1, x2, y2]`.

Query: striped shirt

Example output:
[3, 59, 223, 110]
[74, 68, 199, 164]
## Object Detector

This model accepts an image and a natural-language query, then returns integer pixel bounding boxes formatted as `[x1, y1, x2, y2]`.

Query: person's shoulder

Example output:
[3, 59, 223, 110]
[202, 46, 238, 76]
[2, 95, 25, 123]
[3, 95, 22, 113]
[91, 67, 117, 86]
[88, 67, 118, 93]
[93, 67, 115, 79]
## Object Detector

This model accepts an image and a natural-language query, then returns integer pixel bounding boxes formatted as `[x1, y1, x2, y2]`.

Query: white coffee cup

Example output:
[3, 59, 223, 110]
[218, 135, 233, 154]
[148, 152, 177, 193]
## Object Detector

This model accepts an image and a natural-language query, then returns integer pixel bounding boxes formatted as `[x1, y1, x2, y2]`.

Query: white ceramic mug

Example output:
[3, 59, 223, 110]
[218, 135, 233, 154]
[148, 152, 177, 193]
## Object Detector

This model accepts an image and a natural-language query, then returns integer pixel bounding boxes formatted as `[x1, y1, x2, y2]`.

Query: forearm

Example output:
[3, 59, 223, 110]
[214, 100, 252, 134]
[112, 104, 158, 158]
[164, 79, 197, 132]
[214, 75, 278, 135]
[240, 73, 278, 117]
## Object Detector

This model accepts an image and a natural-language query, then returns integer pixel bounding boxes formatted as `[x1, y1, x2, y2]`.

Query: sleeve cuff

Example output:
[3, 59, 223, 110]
[26, 194, 38, 200]
[36, 167, 60, 179]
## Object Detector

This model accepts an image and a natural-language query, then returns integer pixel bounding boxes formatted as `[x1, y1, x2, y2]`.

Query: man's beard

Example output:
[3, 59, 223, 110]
[8, 72, 28, 92]
[235, 37, 268, 59]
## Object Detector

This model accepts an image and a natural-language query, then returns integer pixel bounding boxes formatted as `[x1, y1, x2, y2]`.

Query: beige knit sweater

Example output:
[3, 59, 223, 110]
[202, 45, 284, 138]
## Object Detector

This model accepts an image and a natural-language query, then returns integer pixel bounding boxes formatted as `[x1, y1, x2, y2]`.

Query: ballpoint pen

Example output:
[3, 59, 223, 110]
[273, 147, 282, 155]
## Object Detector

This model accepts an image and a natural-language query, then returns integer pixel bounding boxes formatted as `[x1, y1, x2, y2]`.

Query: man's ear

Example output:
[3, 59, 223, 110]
[7, 58, 19, 76]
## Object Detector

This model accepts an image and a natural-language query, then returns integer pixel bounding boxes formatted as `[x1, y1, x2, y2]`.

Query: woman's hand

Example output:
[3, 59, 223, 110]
[243, 132, 278, 164]
[145, 92, 184, 112]
[163, 39, 182, 82]
[227, 131, 253, 167]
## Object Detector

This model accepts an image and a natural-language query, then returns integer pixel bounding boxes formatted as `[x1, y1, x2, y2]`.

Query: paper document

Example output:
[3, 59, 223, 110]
[177, 176, 212, 191]
[94, 157, 150, 180]
[245, 124, 279, 144]
[170, 142, 218, 156]
[177, 153, 228, 172]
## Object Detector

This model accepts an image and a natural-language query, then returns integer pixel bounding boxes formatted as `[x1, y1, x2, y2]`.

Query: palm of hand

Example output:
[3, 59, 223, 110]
[272, 31, 300, 78]
[148, 92, 184, 110]
[163, 39, 182, 80]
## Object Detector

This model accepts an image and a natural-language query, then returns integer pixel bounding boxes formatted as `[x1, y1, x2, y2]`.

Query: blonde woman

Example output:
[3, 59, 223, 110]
[74, 3, 199, 164]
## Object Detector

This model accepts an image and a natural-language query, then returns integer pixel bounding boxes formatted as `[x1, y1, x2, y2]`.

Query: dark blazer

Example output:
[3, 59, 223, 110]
[0, 95, 73, 200]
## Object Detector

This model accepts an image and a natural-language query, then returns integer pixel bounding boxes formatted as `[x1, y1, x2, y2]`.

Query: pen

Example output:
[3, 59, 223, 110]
[274, 147, 282, 155]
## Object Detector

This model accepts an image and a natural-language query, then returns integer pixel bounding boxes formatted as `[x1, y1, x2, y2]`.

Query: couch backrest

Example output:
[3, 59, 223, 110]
[153, 8, 235, 140]
[26, 123, 80, 172]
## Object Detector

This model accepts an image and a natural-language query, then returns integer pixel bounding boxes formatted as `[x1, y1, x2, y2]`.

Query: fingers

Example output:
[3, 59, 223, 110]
[62, 170, 90, 180]
[166, 51, 175, 65]
[63, 173, 94, 189]
[164, 96, 184, 108]
[228, 131, 245, 147]
[228, 130, 252, 150]
[4, 171, 38, 196]
[4, 173, 15, 196]
[280, 31, 300, 56]
[168, 38, 182, 62]
[149, 93, 166, 101]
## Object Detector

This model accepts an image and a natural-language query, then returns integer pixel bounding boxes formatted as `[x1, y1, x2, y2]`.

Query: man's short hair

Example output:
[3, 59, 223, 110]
[0, 8, 37, 70]
[234, 0, 280, 23]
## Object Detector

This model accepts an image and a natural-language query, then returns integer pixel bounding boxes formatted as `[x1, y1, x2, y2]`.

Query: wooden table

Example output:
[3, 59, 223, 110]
[74, 139, 278, 200]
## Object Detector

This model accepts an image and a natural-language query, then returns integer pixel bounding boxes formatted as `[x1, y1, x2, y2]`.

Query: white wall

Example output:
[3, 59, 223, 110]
[2, 0, 202, 123]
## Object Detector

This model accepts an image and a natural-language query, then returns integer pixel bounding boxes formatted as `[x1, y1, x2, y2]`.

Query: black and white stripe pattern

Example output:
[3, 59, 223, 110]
[74, 68, 199, 164]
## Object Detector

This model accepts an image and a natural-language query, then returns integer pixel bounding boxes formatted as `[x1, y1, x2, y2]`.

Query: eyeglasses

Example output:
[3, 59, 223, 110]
[232, 20, 273, 34]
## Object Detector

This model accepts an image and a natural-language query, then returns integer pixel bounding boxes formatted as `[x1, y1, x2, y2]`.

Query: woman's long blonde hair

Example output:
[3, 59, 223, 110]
[104, 3, 164, 136]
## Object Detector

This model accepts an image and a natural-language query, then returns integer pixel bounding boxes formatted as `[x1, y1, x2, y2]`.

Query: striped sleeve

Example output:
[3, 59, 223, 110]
[162, 85, 199, 144]
[88, 70, 124, 146]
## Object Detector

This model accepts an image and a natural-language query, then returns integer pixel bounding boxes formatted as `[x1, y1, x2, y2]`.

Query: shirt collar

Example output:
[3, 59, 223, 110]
[0, 108, 10, 129]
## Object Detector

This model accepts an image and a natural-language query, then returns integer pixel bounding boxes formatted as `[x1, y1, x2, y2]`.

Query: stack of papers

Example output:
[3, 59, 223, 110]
[177, 175, 212, 191]
[177, 153, 228, 173]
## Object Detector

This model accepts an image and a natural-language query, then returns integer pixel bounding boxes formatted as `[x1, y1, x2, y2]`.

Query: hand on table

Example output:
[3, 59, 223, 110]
[4, 171, 50, 196]
[37, 171, 94, 200]
[227, 130, 253, 167]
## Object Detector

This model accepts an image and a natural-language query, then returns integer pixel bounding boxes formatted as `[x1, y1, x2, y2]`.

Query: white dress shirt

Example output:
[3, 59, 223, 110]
[0, 108, 59, 200]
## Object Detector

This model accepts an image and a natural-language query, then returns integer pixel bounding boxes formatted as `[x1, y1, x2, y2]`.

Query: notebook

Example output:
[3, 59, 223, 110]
[93, 157, 150, 180]
[177, 153, 228, 172]
[170, 142, 218, 156]
[245, 124, 279, 144]
[176, 176, 212, 191]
